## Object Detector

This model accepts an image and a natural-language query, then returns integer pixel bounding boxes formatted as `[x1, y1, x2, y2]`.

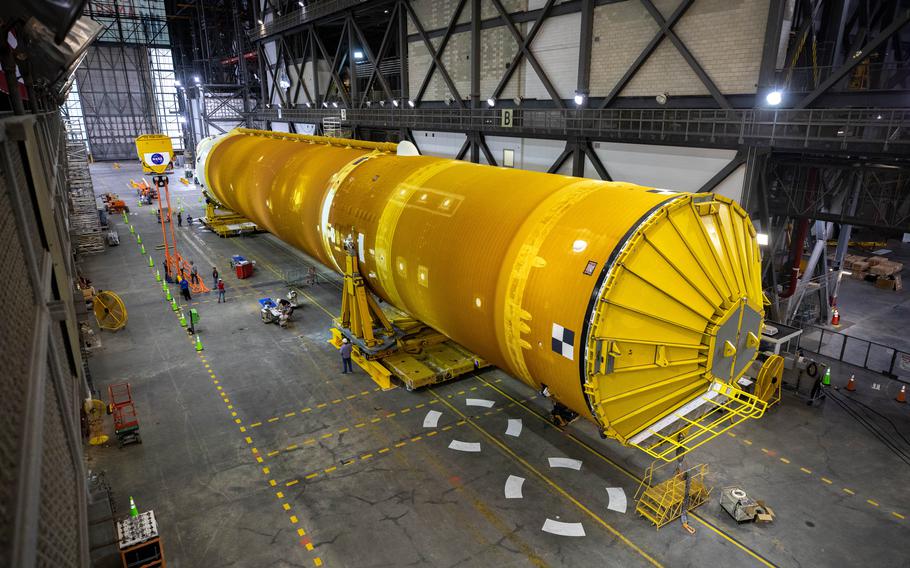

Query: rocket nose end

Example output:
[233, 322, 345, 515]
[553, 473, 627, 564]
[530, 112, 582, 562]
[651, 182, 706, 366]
[397, 141, 420, 157]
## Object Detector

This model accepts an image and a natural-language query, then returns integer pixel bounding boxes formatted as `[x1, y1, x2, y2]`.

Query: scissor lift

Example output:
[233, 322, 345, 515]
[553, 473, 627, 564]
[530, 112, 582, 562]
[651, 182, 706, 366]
[108, 383, 142, 448]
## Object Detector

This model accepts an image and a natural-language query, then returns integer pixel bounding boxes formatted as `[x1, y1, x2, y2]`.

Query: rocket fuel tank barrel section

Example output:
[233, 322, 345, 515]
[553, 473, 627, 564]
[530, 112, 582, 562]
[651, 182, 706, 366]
[199, 129, 764, 447]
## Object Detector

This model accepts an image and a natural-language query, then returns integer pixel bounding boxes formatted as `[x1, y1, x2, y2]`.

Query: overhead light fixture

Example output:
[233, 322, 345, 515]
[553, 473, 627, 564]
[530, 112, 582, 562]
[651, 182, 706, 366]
[305, 102, 311, 108]
[354, 51, 364, 60]
[193, 75, 201, 84]
[876, 114, 883, 120]
[513, 96, 523, 106]
[486, 97, 495, 107]
[392, 99, 399, 107]
[756, 233, 769, 246]
[298, 1, 304, 6]
[332, 101, 338, 108]
[407, 99, 415, 107]
[765, 90, 782, 106]
[322, 101, 328, 108]
[366, 101, 372, 107]
[573, 92, 585, 106]
[384, 9, 389, 13]
[655, 91, 669, 105]
[379, 100, 386, 107]
[445, 97, 453, 106]
[257, 18, 264, 25]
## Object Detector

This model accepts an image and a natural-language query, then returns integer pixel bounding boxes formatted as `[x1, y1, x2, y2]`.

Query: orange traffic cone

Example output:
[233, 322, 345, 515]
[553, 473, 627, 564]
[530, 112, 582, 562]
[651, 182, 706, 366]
[845, 375, 856, 391]
[897, 385, 907, 404]
[831, 307, 840, 326]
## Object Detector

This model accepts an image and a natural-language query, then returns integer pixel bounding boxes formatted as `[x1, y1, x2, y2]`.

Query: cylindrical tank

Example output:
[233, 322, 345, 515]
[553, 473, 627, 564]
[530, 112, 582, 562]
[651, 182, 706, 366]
[198, 129, 764, 446]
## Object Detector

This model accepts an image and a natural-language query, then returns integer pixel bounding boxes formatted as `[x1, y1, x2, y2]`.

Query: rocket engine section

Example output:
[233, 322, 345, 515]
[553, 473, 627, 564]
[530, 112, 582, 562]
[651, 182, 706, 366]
[198, 128, 767, 458]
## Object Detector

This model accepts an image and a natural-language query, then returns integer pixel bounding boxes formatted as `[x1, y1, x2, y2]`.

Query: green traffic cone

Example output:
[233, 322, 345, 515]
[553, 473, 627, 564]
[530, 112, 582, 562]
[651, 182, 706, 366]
[129, 225, 135, 234]
[140, 244, 146, 255]
[155, 269, 161, 282]
[129, 496, 139, 518]
[171, 297, 179, 311]
[166, 288, 172, 301]
[162, 280, 167, 291]
[138, 200, 143, 207]
[822, 367, 831, 386]
[195, 334, 204, 351]
[148, 255, 154, 267]
[179, 311, 186, 327]
[137, 234, 142, 244]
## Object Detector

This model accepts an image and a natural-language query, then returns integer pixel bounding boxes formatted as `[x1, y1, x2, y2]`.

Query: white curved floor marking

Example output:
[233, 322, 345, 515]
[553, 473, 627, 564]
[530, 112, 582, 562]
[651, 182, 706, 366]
[465, 398, 495, 408]
[504, 475, 525, 499]
[448, 439, 481, 452]
[541, 519, 586, 537]
[505, 418, 522, 437]
[605, 487, 628, 513]
[423, 410, 442, 428]
[548, 457, 582, 470]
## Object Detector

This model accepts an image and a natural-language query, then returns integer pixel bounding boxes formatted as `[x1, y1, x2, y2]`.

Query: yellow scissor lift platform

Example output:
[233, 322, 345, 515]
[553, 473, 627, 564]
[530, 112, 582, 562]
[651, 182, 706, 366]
[329, 237, 487, 391]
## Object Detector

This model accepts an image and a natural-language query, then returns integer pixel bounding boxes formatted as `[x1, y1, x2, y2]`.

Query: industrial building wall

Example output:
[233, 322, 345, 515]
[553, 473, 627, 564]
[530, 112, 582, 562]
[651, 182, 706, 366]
[0, 114, 90, 568]
[75, 44, 160, 160]
[412, 129, 745, 201]
[406, 0, 770, 102]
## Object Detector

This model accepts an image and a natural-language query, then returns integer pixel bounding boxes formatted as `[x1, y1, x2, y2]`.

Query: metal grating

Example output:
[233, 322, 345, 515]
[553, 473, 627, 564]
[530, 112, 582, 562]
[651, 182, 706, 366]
[0, 147, 37, 566]
[35, 376, 81, 568]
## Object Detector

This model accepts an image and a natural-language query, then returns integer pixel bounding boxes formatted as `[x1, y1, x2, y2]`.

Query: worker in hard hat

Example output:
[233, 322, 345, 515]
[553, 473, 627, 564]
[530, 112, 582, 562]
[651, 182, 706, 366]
[340, 338, 353, 374]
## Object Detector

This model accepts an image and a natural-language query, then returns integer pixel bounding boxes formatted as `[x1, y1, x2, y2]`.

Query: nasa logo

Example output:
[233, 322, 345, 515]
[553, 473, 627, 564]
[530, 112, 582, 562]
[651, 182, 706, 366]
[151, 153, 164, 165]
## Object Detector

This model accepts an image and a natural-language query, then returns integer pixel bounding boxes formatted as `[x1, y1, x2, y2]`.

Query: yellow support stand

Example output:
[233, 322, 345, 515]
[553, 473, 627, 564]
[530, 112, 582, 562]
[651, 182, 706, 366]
[754, 354, 784, 408]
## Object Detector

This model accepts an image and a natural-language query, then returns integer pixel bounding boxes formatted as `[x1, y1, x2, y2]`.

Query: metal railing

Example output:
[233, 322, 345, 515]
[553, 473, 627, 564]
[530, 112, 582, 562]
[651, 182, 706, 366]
[799, 325, 910, 384]
[250, 0, 371, 39]
[253, 106, 910, 155]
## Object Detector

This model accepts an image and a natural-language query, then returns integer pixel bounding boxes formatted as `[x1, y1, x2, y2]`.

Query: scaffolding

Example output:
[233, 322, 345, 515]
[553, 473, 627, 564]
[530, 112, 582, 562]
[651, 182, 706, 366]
[64, 121, 105, 255]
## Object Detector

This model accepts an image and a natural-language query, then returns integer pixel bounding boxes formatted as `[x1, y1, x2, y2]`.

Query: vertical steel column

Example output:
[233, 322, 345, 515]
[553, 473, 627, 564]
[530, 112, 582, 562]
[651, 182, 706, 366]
[348, 14, 357, 105]
[310, 27, 321, 107]
[398, 4, 409, 139]
[757, 0, 787, 94]
[831, 171, 863, 304]
[576, 0, 594, 107]
[470, 0, 481, 162]
[571, 138, 585, 177]
[233, 0, 252, 125]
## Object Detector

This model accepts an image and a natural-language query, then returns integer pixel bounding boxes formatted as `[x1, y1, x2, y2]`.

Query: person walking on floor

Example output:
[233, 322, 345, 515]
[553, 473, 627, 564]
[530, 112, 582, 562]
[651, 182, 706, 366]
[340, 338, 353, 374]
[212, 266, 219, 288]
[217, 278, 225, 303]
[190, 261, 199, 285]
[177, 211, 182, 226]
[179, 276, 191, 302]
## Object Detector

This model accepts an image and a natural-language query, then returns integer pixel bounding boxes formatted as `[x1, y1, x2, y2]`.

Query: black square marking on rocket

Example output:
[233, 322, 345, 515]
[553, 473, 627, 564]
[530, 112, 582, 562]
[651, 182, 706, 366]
[584, 261, 597, 276]
[551, 323, 575, 361]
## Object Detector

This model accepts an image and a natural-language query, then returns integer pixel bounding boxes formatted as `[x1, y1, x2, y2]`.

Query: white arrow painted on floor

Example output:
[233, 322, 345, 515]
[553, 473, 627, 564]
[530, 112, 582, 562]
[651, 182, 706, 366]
[448, 439, 481, 452]
[542, 519, 585, 537]
[505, 418, 522, 437]
[605, 487, 627, 513]
[423, 410, 442, 428]
[504, 475, 525, 499]
[466, 398, 495, 408]
[548, 457, 582, 470]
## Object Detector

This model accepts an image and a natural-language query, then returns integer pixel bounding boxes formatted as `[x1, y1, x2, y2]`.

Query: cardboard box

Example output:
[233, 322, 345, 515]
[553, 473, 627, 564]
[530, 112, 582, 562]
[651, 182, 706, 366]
[868, 256, 888, 266]
[852, 270, 868, 280]
[875, 278, 896, 290]
[852, 261, 870, 271]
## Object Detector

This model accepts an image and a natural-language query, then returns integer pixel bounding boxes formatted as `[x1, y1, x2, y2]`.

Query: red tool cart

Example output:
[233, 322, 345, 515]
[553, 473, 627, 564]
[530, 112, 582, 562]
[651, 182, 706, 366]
[108, 383, 142, 447]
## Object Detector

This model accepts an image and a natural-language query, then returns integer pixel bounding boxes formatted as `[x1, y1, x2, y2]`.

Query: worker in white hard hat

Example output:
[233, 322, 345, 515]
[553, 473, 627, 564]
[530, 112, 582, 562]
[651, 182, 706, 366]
[340, 338, 353, 374]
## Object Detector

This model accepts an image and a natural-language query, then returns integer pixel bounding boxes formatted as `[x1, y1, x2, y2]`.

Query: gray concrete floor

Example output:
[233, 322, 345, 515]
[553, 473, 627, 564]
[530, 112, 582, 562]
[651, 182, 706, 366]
[82, 163, 910, 567]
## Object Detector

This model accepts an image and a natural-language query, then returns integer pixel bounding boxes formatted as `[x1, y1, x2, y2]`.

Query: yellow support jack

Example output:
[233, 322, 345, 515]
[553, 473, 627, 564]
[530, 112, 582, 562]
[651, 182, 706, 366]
[329, 237, 398, 390]
[340, 240, 394, 347]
